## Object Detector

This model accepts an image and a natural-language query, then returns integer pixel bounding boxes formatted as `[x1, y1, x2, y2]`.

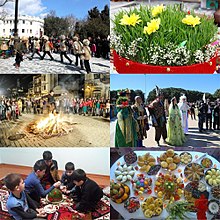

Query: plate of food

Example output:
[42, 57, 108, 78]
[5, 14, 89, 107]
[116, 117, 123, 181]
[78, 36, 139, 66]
[180, 152, 192, 165]
[110, 181, 130, 204]
[211, 185, 220, 200]
[137, 153, 156, 173]
[114, 163, 135, 183]
[158, 149, 180, 171]
[184, 163, 204, 181]
[44, 204, 59, 214]
[184, 181, 209, 211]
[201, 158, 213, 169]
[208, 199, 220, 216]
[141, 196, 163, 218]
[205, 168, 220, 186]
[154, 173, 184, 201]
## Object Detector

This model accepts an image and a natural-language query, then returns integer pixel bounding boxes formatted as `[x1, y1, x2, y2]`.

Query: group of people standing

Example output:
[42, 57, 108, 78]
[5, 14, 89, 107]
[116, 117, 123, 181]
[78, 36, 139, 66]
[114, 87, 220, 148]
[1, 34, 110, 73]
[0, 92, 110, 123]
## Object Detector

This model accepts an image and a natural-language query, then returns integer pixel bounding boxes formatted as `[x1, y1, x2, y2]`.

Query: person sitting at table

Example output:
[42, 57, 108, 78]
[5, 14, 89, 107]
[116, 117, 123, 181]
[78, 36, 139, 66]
[72, 169, 103, 212]
[40, 151, 60, 189]
[60, 162, 76, 195]
[5, 173, 47, 220]
[24, 160, 61, 205]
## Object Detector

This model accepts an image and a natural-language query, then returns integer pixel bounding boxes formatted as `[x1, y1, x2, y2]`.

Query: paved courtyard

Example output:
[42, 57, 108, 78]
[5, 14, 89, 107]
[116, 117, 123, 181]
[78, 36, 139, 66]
[110, 117, 220, 148]
[0, 53, 110, 74]
[0, 113, 110, 147]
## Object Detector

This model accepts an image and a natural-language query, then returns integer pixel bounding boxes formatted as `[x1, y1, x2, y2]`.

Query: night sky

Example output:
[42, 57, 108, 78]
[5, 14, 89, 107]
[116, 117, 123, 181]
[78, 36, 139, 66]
[0, 74, 85, 96]
[0, 75, 36, 95]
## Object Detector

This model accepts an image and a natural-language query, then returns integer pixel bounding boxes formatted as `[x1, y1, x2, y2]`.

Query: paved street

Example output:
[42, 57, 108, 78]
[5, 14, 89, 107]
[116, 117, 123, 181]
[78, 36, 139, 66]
[0, 113, 110, 147]
[0, 53, 109, 74]
[110, 117, 220, 148]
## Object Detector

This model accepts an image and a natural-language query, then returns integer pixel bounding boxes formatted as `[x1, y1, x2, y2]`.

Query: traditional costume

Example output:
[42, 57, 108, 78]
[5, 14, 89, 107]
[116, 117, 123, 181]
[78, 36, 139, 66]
[178, 94, 190, 134]
[148, 86, 167, 146]
[131, 96, 149, 147]
[166, 97, 186, 146]
[115, 92, 139, 147]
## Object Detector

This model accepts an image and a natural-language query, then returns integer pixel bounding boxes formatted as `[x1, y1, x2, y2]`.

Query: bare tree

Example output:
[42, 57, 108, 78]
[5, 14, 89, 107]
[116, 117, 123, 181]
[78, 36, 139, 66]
[65, 14, 77, 37]
[0, 8, 8, 21]
[0, 0, 13, 7]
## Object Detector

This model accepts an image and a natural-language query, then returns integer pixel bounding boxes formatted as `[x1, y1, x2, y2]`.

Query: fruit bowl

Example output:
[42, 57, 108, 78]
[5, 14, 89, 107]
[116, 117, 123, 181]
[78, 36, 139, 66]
[110, 181, 130, 204]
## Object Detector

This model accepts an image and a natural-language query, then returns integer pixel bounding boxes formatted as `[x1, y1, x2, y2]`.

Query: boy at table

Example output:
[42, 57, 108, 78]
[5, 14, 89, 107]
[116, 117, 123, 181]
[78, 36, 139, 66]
[40, 151, 60, 189]
[24, 160, 61, 205]
[5, 173, 47, 220]
[60, 162, 76, 195]
[72, 169, 103, 212]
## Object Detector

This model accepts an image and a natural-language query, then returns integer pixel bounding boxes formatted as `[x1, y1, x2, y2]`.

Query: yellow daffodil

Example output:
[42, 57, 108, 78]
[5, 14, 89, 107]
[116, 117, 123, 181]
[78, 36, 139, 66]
[182, 15, 201, 27]
[120, 13, 142, 26]
[143, 18, 161, 35]
[152, 4, 164, 17]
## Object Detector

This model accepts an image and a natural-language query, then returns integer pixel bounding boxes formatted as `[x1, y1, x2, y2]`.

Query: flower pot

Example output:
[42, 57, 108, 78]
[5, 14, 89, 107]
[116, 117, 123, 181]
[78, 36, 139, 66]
[113, 50, 217, 74]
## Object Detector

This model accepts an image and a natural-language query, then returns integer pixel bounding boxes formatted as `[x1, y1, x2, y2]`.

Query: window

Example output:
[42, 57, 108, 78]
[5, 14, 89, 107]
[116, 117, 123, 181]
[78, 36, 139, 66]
[94, 74, 100, 79]
[23, 20, 25, 24]
[30, 21, 32, 25]
[44, 86, 46, 90]
[3, 29, 5, 33]
[10, 20, 12, 24]
[30, 29, 32, 34]
[22, 29, 25, 33]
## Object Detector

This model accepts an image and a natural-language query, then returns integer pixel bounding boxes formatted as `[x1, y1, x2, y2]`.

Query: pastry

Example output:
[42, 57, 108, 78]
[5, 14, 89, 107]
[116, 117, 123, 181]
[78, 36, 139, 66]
[137, 153, 156, 173]
[205, 168, 220, 186]
[141, 197, 163, 218]
[115, 163, 135, 183]
[211, 186, 220, 199]
[184, 163, 204, 181]
[180, 152, 192, 165]
[159, 149, 180, 171]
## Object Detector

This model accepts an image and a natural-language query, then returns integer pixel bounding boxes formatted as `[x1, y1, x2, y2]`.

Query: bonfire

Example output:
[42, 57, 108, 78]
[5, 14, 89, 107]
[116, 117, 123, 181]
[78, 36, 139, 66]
[27, 113, 75, 139]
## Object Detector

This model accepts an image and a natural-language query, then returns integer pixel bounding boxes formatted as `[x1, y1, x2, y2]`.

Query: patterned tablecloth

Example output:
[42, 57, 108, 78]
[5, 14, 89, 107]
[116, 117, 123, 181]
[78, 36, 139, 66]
[0, 180, 110, 220]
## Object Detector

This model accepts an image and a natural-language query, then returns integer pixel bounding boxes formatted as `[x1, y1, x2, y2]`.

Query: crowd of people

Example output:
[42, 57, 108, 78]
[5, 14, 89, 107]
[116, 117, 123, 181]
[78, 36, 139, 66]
[0, 91, 110, 122]
[0, 35, 110, 73]
[4, 151, 103, 219]
[114, 88, 220, 147]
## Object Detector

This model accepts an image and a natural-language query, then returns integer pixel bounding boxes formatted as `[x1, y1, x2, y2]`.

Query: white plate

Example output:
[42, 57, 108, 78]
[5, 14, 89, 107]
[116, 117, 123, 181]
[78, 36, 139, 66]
[44, 204, 59, 214]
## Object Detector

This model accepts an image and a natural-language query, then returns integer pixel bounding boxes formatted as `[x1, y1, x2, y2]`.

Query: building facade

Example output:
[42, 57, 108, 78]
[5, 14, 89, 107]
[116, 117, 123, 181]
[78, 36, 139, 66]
[84, 74, 110, 100]
[32, 74, 58, 98]
[0, 15, 44, 38]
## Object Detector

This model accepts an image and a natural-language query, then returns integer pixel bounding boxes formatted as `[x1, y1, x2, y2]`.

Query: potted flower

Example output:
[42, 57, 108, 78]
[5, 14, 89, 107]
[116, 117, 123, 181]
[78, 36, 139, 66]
[111, 4, 218, 73]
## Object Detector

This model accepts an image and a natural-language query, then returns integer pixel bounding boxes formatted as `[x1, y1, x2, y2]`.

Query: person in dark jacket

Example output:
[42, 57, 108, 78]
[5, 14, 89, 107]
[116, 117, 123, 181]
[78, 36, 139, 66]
[5, 173, 47, 220]
[72, 169, 103, 212]
[60, 162, 75, 194]
[40, 151, 60, 189]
